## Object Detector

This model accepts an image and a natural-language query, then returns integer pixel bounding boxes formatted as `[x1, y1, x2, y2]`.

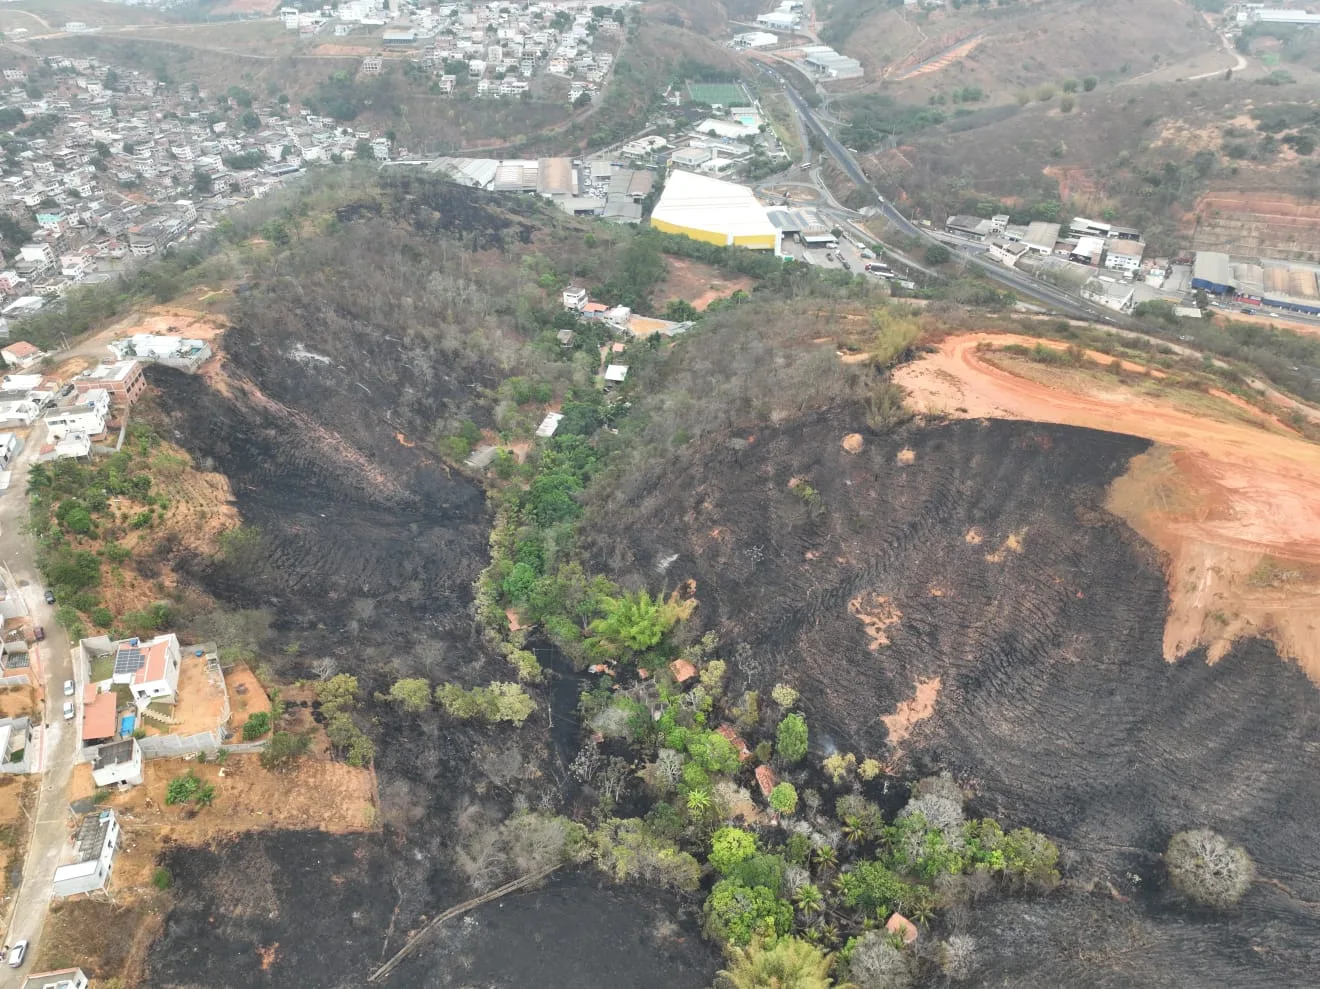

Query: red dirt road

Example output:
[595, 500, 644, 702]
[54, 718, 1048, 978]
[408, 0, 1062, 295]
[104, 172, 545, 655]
[896, 333, 1320, 680]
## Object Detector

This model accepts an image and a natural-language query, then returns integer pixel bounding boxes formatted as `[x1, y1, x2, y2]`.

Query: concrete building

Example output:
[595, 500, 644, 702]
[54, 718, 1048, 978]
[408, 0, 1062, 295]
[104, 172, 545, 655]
[945, 215, 1000, 241]
[74, 360, 146, 405]
[91, 738, 143, 788]
[562, 286, 589, 310]
[20, 968, 89, 989]
[1191, 251, 1235, 295]
[44, 407, 106, 441]
[649, 169, 780, 252]
[1103, 238, 1145, 276]
[1081, 276, 1136, 313]
[800, 45, 864, 80]
[52, 810, 119, 898]
[1022, 221, 1061, 255]
[1069, 235, 1106, 266]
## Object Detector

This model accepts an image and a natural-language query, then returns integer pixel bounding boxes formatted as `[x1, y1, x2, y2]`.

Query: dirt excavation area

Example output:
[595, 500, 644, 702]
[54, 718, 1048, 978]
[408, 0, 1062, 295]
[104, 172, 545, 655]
[657, 257, 755, 311]
[895, 333, 1320, 682]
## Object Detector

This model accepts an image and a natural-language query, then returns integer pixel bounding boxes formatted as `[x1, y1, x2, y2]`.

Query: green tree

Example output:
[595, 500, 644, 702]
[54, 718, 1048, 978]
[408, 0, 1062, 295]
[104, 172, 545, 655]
[710, 827, 758, 875]
[260, 731, 311, 771]
[165, 771, 202, 805]
[241, 711, 271, 740]
[770, 782, 799, 815]
[775, 713, 809, 764]
[924, 243, 952, 266]
[718, 936, 837, 989]
[837, 860, 911, 913]
[386, 677, 432, 713]
[704, 879, 795, 946]
[589, 589, 685, 655]
[1082, 76, 1098, 92]
[664, 299, 700, 322]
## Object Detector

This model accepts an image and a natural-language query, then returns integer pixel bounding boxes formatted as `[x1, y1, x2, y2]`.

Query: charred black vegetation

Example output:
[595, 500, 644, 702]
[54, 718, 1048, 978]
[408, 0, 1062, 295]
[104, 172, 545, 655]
[138, 173, 1320, 988]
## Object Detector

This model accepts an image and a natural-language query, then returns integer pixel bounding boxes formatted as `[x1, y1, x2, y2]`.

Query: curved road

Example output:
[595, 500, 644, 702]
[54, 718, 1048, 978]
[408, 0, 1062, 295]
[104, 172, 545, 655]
[765, 67, 1112, 322]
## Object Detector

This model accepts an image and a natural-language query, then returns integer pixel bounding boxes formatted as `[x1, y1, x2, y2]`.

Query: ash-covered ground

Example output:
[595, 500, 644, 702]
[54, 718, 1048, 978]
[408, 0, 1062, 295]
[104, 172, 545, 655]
[584, 412, 1320, 988]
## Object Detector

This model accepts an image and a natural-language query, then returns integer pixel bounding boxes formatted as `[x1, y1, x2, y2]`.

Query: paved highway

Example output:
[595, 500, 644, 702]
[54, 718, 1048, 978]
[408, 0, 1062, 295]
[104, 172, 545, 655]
[767, 69, 1112, 322]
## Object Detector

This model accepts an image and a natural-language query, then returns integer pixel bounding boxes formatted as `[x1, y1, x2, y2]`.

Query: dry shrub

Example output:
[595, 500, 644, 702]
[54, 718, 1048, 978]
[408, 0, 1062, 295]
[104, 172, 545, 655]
[1165, 828, 1255, 908]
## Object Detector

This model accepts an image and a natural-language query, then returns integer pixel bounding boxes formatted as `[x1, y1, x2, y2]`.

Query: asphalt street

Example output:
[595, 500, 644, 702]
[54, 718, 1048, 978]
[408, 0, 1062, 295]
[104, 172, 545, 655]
[769, 71, 1113, 322]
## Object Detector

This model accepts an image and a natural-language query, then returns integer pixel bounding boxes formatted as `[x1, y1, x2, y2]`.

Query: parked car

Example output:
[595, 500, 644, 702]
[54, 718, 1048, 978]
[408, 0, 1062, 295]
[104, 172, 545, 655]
[7, 940, 27, 968]
[62, 701, 74, 721]
[43, 590, 55, 605]
[33, 626, 44, 642]
[841, 260, 852, 271]
[62, 679, 73, 696]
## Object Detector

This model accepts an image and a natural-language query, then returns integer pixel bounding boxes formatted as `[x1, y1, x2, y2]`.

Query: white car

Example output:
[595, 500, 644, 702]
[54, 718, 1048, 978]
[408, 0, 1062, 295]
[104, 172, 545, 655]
[62, 701, 74, 721]
[7, 940, 27, 968]
[63, 679, 74, 697]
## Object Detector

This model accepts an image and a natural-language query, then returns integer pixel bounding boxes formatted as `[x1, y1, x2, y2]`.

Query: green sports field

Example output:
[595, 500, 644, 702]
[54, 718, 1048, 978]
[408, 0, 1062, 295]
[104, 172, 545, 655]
[685, 82, 747, 106]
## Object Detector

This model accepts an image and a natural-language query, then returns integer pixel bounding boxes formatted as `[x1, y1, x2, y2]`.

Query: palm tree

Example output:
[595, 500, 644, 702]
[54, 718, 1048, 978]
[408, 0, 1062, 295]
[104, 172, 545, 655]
[685, 788, 711, 815]
[718, 936, 848, 989]
[793, 883, 824, 918]
[812, 845, 838, 874]
[841, 816, 866, 845]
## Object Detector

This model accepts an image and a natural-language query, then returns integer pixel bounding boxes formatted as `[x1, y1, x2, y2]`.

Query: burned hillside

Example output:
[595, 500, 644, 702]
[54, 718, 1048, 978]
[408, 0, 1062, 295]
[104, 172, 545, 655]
[581, 413, 1320, 988]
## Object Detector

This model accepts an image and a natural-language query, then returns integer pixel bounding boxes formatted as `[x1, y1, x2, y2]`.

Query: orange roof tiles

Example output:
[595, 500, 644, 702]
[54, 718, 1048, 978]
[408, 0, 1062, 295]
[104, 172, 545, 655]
[886, 913, 919, 944]
[755, 764, 777, 798]
[82, 691, 117, 741]
[133, 639, 170, 686]
[716, 724, 752, 762]
[669, 659, 697, 683]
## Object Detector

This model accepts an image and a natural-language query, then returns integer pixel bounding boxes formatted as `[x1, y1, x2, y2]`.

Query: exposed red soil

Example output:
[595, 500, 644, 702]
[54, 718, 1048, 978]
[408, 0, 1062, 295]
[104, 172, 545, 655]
[895, 333, 1320, 680]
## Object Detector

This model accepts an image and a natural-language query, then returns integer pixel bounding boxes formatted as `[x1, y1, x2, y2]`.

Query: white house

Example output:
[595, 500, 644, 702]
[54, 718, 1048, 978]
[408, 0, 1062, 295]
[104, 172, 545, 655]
[562, 286, 588, 310]
[0, 400, 39, 427]
[1, 340, 45, 368]
[51, 433, 91, 461]
[20, 969, 89, 989]
[0, 431, 17, 467]
[44, 407, 106, 441]
[91, 738, 143, 788]
[80, 388, 110, 418]
[111, 633, 182, 703]
[1103, 238, 1145, 277]
[0, 373, 43, 394]
[52, 810, 119, 897]
[604, 364, 629, 384]
[1081, 276, 1136, 313]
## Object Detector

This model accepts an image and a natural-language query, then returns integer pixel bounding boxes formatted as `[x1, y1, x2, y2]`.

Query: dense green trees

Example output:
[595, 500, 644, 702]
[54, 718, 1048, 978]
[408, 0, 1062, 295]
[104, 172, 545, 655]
[711, 827, 758, 875]
[718, 937, 838, 989]
[775, 713, 809, 765]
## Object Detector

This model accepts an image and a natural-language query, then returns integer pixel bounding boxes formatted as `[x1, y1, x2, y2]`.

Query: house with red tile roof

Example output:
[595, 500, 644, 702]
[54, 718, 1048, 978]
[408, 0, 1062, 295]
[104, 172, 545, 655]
[886, 912, 919, 944]
[669, 659, 697, 683]
[716, 724, 752, 762]
[81, 687, 117, 744]
[755, 764, 777, 798]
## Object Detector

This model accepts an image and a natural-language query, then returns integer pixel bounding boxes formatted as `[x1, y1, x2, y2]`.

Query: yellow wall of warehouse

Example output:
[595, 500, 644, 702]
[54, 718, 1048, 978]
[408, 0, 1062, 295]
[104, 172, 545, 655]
[649, 218, 730, 247]
[731, 233, 778, 251]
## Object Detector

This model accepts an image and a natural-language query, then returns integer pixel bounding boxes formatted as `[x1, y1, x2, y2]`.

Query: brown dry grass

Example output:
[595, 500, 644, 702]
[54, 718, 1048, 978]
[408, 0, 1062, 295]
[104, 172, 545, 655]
[0, 682, 36, 719]
[897, 331, 1320, 679]
[0, 776, 36, 900]
[656, 257, 755, 312]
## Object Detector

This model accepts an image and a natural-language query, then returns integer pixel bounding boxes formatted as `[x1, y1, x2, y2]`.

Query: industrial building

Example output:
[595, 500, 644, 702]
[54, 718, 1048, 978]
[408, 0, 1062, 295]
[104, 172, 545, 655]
[799, 45, 864, 80]
[649, 169, 780, 252]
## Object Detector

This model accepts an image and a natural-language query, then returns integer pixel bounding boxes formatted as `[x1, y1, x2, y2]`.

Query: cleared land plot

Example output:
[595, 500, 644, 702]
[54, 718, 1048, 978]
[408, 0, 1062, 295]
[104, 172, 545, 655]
[895, 332, 1320, 678]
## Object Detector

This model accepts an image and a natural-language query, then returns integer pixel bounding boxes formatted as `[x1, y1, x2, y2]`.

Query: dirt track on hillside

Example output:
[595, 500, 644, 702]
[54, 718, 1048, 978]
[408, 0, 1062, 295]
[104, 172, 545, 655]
[895, 333, 1320, 681]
